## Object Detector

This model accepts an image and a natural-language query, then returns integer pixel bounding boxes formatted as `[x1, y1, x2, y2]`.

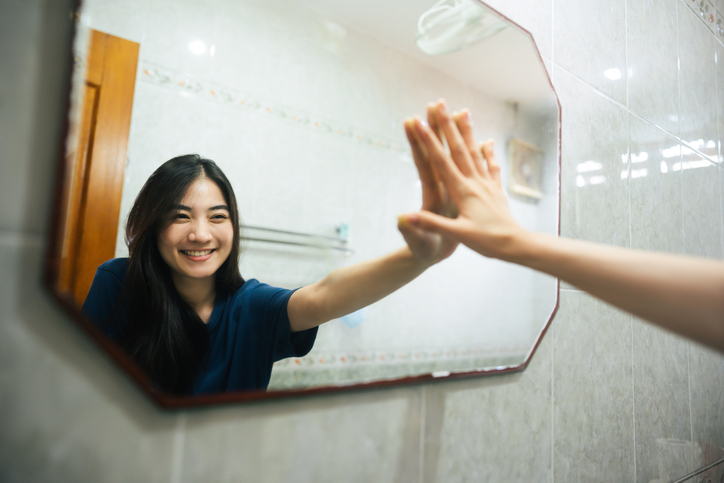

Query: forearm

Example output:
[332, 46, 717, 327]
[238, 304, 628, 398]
[510, 232, 724, 351]
[288, 247, 431, 331]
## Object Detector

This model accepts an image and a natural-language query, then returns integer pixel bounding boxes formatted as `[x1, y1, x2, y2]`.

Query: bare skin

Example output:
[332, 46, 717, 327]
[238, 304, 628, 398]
[286, 125, 459, 332]
[399, 100, 724, 352]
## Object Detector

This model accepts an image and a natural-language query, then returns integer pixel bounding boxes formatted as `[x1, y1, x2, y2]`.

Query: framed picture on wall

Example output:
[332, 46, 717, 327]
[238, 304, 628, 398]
[508, 138, 543, 200]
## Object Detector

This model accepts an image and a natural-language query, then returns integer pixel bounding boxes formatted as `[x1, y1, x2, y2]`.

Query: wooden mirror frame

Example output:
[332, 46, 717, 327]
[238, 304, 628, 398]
[44, 0, 561, 409]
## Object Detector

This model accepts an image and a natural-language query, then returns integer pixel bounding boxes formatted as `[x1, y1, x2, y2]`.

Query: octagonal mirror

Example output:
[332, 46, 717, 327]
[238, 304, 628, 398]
[47, 0, 560, 407]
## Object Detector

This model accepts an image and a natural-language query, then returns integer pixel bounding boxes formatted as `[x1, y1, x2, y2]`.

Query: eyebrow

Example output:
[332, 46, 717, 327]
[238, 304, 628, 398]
[173, 204, 230, 211]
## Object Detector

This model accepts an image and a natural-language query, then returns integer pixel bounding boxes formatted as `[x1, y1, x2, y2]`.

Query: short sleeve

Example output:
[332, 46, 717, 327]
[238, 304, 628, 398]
[245, 282, 318, 362]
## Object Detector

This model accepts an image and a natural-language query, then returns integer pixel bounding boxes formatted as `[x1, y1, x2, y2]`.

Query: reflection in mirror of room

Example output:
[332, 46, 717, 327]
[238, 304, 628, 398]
[64, 0, 559, 396]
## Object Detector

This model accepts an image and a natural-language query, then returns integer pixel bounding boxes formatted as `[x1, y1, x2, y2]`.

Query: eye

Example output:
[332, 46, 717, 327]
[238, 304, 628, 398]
[211, 213, 229, 221]
[173, 212, 190, 221]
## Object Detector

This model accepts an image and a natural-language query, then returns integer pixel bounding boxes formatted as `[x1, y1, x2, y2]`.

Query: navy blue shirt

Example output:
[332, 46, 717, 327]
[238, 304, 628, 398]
[82, 258, 317, 394]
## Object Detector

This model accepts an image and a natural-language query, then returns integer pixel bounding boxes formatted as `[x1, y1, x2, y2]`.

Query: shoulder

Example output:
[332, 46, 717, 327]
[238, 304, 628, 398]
[97, 258, 129, 280]
[227, 279, 296, 312]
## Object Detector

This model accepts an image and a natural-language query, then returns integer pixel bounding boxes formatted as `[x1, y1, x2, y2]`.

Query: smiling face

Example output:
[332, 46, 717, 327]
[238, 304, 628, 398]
[157, 177, 234, 286]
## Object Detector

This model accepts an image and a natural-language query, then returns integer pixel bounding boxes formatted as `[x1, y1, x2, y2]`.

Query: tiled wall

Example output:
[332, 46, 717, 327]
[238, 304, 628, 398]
[1, 0, 723, 482]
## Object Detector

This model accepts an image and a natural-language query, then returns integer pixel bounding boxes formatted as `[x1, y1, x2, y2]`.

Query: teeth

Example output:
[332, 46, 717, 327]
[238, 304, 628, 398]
[183, 250, 213, 256]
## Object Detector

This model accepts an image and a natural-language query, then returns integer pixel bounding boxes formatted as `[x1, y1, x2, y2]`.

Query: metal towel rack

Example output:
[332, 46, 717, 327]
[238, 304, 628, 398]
[241, 223, 354, 255]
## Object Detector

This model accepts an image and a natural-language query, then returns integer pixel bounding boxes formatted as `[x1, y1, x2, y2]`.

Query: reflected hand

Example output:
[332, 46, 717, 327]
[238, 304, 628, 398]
[397, 102, 459, 265]
[399, 100, 525, 261]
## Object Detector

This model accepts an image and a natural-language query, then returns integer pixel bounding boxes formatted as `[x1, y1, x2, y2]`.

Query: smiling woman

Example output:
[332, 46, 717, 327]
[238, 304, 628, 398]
[81, 153, 458, 395]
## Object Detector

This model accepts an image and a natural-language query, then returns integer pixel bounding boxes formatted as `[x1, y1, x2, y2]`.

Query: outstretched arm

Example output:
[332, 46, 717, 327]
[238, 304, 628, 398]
[399, 100, 724, 352]
[286, 109, 459, 332]
[287, 246, 433, 332]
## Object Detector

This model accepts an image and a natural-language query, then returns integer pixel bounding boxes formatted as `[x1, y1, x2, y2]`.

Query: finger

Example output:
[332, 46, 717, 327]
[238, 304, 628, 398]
[480, 139, 502, 186]
[434, 101, 477, 177]
[412, 117, 469, 204]
[397, 216, 432, 249]
[404, 118, 443, 207]
[453, 109, 486, 178]
[398, 211, 462, 240]
[427, 103, 444, 145]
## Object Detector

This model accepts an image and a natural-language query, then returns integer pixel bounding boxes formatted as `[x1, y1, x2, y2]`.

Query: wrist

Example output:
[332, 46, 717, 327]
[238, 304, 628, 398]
[497, 226, 540, 265]
[401, 245, 437, 271]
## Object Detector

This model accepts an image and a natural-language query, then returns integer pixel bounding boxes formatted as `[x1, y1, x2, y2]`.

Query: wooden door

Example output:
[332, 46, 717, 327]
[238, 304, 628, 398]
[57, 30, 139, 306]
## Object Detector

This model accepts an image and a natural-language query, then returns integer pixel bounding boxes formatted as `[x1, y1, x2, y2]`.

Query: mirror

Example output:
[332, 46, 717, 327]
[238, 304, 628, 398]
[48, 0, 560, 406]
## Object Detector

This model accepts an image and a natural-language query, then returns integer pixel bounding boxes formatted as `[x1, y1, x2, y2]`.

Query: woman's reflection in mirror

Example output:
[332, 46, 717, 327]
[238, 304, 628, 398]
[83, 154, 458, 395]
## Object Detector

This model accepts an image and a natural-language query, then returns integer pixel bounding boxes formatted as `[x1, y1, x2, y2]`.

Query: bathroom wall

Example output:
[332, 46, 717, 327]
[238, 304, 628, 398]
[1, 0, 723, 482]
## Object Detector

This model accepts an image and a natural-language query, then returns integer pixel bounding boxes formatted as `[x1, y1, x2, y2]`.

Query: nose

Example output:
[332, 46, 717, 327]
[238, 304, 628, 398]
[188, 220, 212, 243]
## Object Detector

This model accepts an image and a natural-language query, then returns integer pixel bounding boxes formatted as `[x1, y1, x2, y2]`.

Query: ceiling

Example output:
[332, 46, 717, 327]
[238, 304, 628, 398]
[296, 0, 554, 106]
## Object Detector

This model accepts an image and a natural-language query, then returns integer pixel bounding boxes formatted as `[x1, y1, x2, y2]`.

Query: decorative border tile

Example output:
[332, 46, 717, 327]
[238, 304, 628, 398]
[272, 345, 530, 371]
[685, 0, 724, 41]
[138, 61, 413, 158]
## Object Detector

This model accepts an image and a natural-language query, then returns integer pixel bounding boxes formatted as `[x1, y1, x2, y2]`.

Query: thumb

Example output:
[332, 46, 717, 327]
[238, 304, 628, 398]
[398, 211, 460, 238]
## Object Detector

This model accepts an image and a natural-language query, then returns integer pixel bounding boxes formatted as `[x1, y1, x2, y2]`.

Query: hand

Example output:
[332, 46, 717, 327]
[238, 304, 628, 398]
[397, 103, 459, 265]
[399, 100, 527, 261]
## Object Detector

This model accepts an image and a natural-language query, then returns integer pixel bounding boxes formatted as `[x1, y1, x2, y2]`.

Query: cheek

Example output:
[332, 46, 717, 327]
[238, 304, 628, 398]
[217, 225, 234, 251]
[158, 227, 181, 258]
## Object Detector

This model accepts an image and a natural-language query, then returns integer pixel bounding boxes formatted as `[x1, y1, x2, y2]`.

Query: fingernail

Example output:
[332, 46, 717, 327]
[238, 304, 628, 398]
[398, 214, 418, 227]
[462, 109, 473, 125]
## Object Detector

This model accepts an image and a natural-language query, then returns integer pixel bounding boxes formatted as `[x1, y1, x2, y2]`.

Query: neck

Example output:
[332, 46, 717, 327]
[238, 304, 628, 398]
[171, 273, 216, 315]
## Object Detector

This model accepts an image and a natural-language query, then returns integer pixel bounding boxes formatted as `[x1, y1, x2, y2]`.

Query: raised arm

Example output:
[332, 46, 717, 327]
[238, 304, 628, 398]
[399, 100, 724, 352]
[286, 110, 459, 332]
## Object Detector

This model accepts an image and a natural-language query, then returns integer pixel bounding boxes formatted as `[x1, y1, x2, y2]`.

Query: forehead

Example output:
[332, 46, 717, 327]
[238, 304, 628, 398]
[180, 178, 227, 207]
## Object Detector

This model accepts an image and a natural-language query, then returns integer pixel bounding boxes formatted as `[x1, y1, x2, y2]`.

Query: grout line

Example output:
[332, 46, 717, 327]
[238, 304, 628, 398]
[625, 0, 629, 111]
[687, 342, 695, 473]
[550, 304, 555, 483]
[626, 0, 637, 469]
[549, 7, 556, 471]
[551, 0, 555, 66]
[720, 168, 724, 258]
[418, 386, 426, 483]
[170, 413, 187, 483]
[631, 315, 637, 483]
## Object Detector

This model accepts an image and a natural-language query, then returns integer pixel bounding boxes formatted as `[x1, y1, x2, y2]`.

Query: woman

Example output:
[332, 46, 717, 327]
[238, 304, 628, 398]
[83, 154, 457, 395]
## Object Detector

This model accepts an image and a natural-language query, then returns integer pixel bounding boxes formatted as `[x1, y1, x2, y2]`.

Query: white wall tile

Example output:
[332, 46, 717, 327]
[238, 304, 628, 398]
[423, 323, 553, 483]
[688, 341, 724, 449]
[179, 389, 422, 483]
[0, 241, 178, 482]
[553, 0, 627, 104]
[632, 321, 694, 482]
[552, 291, 635, 482]
[682, 158, 723, 258]
[629, 115, 685, 254]
[554, 67, 630, 248]
[679, 1, 719, 162]
[627, 0, 680, 136]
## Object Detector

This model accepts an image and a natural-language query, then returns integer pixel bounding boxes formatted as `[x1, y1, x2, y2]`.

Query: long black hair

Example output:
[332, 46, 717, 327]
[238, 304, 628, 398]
[121, 154, 244, 394]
